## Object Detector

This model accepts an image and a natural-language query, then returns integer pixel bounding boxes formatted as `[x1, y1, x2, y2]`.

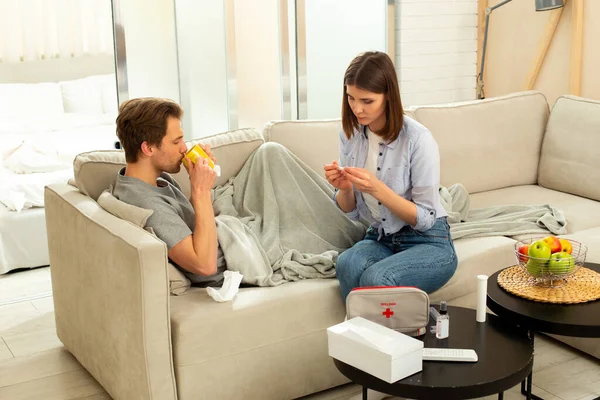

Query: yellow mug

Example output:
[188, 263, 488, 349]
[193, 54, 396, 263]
[183, 144, 215, 170]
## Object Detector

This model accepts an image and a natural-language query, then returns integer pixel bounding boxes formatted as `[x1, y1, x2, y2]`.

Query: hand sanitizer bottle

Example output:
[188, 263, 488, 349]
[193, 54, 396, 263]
[436, 301, 450, 339]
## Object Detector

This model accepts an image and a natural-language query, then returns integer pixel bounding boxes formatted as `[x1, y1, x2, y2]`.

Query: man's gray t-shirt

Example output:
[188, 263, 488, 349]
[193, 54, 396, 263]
[113, 167, 226, 287]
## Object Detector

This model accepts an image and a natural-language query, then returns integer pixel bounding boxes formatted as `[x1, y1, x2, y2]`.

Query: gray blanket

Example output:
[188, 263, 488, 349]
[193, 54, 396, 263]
[440, 184, 567, 239]
[212, 143, 366, 286]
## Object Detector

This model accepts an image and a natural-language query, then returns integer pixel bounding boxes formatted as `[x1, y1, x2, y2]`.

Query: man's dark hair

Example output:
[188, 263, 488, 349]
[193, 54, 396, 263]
[116, 98, 183, 162]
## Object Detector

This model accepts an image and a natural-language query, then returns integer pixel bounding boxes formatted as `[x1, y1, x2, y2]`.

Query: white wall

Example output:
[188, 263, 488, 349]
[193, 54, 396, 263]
[485, 0, 600, 105]
[304, 0, 387, 119]
[118, 0, 180, 102]
[174, 0, 284, 137]
[0, 55, 115, 83]
[175, 0, 229, 139]
[234, 0, 283, 130]
[395, 0, 477, 106]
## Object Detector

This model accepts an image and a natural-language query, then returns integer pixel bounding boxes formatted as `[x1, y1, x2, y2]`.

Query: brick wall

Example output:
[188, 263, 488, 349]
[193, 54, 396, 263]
[395, 0, 478, 106]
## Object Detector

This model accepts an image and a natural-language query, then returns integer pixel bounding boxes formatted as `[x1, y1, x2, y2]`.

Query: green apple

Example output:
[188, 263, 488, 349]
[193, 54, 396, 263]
[528, 240, 551, 259]
[526, 240, 551, 276]
[548, 252, 575, 274]
[526, 259, 547, 276]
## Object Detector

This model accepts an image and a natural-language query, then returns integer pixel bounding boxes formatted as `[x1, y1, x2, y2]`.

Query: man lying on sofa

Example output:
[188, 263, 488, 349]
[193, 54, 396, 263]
[113, 97, 366, 289]
[113, 98, 226, 287]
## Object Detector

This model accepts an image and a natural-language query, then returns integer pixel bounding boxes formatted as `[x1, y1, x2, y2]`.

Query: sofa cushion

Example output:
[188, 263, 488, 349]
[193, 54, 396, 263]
[559, 227, 600, 265]
[538, 96, 600, 202]
[469, 185, 600, 234]
[169, 278, 345, 366]
[74, 150, 125, 201]
[170, 279, 349, 397]
[263, 119, 341, 177]
[74, 128, 264, 201]
[411, 91, 549, 194]
[97, 189, 153, 227]
[430, 236, 517, 303]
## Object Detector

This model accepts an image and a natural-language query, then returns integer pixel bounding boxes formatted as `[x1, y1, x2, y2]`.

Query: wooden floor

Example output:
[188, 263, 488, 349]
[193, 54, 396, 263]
[1, 267, 599, 400]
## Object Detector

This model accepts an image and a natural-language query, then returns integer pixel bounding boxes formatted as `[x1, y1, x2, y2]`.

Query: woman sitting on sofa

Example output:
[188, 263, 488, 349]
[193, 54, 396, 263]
[324, 51, 458, 301]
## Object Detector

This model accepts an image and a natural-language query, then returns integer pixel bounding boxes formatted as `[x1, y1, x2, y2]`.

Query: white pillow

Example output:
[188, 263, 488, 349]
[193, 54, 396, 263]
[97, 74, 118, 114]
[102, 88, 118, 114]
[59, 77, 104, 114]
[0, 82, 64, 117]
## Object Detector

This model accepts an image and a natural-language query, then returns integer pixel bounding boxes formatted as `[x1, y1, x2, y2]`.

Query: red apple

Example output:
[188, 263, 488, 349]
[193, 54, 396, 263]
[542, 236, 562, 254]
[559, 239, 573, 255]
[518, 245, 529, 262]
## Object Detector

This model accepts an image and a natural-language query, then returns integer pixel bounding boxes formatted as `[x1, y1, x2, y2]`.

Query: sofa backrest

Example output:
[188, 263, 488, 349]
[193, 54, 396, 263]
[263, 119, 342, 177]
[410, 91, 549, 194]
[74, 128, 264, 200]
[171, 128, 264, 197]
[538, 95, 600, 202]
[262, 110, 417, 177]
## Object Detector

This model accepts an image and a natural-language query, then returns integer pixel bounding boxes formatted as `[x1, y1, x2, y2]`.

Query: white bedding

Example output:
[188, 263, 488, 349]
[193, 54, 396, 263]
[0, 113, 119, 211]
[0, 203, 49, 274]
[0, 76, 119, 273]
[0, 167, 73, 211]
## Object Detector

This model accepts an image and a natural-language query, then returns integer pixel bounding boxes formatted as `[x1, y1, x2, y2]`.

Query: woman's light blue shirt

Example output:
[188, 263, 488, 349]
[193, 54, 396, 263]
[335, 116, 447, 236]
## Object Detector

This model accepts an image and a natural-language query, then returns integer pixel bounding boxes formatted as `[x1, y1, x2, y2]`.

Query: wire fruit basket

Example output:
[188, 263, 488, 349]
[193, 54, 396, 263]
[513, 236, 587, 288]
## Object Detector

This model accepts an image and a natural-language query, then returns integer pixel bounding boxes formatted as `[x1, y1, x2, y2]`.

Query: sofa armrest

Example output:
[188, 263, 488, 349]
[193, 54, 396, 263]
[44, 184, 177, 400]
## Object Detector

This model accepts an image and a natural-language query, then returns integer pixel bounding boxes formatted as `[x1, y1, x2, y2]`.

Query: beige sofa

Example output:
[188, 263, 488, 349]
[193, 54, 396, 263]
[45, 90, 600, 400]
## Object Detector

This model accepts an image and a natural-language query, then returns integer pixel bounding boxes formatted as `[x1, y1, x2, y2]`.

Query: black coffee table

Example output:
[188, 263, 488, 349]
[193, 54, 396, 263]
[333, 306, 533, 400]
[487, 262, 600, 400]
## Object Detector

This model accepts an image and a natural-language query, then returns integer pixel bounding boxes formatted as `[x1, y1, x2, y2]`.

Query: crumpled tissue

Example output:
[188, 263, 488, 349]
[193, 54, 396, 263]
[206, 270, 243, 302]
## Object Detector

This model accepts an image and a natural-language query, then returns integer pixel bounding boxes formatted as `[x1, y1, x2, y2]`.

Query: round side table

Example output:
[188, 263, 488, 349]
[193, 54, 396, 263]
[487, 262, 600, 400]
[333, 306, 533, 400]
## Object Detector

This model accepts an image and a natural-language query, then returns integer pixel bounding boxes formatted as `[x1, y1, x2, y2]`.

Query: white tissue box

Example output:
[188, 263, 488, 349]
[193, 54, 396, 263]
[327, 317, 423, 383]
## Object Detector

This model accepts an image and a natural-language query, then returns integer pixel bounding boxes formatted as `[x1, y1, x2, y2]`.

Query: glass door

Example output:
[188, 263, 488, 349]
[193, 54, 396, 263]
[297, 0, 390, 120]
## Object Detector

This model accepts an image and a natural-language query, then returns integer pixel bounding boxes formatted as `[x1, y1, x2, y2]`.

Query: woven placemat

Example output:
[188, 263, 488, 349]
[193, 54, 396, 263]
[497, 266, 600, 304]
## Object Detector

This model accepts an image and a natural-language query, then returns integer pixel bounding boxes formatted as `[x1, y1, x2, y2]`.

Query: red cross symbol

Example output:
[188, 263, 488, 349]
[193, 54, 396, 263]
[382, 308, 394, 318]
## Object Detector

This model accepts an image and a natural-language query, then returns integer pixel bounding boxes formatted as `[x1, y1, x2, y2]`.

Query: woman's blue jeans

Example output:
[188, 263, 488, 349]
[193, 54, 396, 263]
[336, 217, 458, 301]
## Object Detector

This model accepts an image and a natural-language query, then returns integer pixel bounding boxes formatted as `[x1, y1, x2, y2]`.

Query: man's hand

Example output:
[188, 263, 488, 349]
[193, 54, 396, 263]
[343, 167, 384, 196]
[174, 155, 219, 276]
[198, 143, 217, 164]
[183, 156, 216, 200]
[324, 161, 352, 191]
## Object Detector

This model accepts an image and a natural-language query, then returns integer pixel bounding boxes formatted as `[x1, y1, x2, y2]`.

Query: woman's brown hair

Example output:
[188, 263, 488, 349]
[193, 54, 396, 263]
[341, 51, 404, 142]
[116, 98, 183, 163]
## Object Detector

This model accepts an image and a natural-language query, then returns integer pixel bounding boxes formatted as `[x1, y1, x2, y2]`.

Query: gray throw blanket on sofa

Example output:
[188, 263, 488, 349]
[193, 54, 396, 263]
[440, 184, 567, 239]
[212, 143, 366, 286]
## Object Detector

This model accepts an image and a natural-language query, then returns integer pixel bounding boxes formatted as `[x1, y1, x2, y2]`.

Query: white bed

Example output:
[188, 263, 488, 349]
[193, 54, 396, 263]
[0, 203, 49, 272]
[0, 74, 119, 274]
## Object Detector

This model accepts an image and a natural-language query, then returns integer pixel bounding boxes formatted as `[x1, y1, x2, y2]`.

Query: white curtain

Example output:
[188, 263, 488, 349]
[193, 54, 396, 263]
[0, 0, 114, 63]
